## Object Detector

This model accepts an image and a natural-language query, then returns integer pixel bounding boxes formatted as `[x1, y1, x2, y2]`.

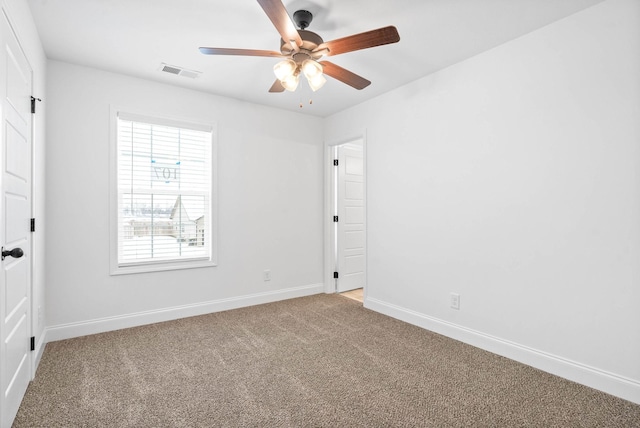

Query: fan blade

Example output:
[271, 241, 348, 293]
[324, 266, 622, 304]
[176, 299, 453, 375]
[316, 26, 400, 57]
[320, 61, 371, 90]
[199, 47, 284, 57]
[269, 79, 285, 93]
[257, 0, 302, 48]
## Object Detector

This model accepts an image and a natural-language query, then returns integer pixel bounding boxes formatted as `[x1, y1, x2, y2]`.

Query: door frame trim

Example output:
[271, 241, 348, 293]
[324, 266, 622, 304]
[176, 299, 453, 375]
[323, 131, 367, 297]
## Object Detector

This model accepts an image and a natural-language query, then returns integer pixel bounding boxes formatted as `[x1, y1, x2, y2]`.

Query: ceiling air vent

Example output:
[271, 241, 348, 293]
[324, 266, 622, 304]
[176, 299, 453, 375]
[159, 63, 202, 79]
[162, 65, 181, 75]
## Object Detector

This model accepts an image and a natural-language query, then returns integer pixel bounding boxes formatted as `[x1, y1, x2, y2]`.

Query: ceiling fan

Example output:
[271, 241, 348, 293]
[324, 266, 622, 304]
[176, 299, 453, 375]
[199, 0, 400, 93]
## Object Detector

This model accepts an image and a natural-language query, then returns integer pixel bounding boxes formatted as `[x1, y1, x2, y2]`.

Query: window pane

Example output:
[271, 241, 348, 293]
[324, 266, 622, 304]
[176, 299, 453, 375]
[116, 115, 212, 266]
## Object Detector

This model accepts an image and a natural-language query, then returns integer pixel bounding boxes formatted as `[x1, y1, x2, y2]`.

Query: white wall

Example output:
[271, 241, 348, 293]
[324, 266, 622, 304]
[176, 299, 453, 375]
[325, 0, 640, 404]
[45, 61, 324, 338]
[3, 0, 47, 363]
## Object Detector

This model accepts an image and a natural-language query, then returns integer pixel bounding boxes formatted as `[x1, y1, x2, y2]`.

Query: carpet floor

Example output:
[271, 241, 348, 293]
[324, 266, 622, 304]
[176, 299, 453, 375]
[13, 294, 640, 427]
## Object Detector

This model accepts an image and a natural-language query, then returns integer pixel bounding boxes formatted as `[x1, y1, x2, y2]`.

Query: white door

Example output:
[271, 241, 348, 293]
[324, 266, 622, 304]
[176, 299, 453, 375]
[0, 9, 33, 428]
[336, 142, 365, 293]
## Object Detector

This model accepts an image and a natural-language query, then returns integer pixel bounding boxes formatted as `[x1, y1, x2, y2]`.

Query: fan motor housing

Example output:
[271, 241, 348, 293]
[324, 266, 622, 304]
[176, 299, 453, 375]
[280, 30, 324, 60]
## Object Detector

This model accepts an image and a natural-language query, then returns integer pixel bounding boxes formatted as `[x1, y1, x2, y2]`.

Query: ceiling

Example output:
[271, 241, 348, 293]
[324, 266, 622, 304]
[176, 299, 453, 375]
[27, 0, 603, 117]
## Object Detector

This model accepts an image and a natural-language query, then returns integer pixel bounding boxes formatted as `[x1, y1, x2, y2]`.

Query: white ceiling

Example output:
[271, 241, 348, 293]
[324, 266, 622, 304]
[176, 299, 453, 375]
[27, 0, 603, 117]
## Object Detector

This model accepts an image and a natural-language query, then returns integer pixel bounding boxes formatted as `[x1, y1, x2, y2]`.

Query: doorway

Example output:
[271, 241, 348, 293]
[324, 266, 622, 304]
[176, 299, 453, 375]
[325, 138, 366, 299]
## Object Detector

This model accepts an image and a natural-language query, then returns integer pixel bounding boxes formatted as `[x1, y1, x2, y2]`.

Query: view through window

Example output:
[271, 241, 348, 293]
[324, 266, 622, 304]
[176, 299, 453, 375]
[116, 113, 213, 267]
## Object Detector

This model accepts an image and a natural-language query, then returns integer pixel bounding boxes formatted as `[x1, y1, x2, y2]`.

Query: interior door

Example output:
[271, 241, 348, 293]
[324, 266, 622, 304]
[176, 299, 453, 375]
[0, 9, 33, 427]
[336, 142, 365, 293]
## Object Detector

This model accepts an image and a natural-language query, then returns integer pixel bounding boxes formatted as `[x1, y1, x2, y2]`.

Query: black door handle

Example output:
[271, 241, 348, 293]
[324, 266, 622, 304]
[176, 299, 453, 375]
[1, 247, 24, 261]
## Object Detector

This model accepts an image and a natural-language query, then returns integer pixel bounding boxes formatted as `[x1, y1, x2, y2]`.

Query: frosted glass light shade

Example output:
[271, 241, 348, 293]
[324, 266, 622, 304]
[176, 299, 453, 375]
[282, 73, 300, 91]
[273, 59, 297, 80]
[301, 59, 323, 79]
[308, 74, 326, 92]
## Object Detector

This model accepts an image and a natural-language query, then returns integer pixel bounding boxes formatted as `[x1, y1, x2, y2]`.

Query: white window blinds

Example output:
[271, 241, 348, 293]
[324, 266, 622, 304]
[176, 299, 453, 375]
[116, 112, 213, 267]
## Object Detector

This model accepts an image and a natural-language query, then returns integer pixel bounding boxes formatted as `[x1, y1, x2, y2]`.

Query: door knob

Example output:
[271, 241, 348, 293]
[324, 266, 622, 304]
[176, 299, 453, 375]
[1, 247, 24, 261]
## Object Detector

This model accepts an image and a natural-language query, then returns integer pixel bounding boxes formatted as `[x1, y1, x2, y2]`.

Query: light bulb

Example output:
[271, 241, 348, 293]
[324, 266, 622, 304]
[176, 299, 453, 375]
[273, 59, 297, 80]
[307, 74, 326, 92]
[301, 59, 323, 79]
[281, 73, 300, 92]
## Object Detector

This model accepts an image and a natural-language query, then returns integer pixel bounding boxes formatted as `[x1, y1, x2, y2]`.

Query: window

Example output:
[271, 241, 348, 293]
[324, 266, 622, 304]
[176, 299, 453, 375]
[111, 110, 216, 274]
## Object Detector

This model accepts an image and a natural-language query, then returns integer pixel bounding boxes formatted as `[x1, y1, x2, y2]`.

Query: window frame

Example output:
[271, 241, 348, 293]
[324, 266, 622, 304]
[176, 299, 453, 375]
[109, 106, 218, 275]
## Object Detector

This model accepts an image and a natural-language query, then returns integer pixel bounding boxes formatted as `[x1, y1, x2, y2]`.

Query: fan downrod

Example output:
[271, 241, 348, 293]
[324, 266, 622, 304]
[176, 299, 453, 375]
[293, 10, 313, 30]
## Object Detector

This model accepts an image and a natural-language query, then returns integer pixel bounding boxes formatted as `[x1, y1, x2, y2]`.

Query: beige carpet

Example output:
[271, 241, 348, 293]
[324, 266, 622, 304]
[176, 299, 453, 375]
[14, 294, 640, 427]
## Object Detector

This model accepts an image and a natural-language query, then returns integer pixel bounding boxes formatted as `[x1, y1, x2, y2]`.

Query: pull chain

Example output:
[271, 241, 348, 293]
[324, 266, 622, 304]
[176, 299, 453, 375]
[297, 83, 315, 108]
[299, 99, 313, 108]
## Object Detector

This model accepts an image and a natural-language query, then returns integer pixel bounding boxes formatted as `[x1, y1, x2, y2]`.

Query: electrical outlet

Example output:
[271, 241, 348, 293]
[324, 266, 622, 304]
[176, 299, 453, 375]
[263, 269, 271, 281]
[450, 293, 460, 310]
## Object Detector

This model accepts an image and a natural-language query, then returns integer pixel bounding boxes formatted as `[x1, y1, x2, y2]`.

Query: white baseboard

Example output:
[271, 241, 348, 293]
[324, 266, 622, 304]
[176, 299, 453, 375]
[365, 297, 640, 405]
[45, 283, 324, 343]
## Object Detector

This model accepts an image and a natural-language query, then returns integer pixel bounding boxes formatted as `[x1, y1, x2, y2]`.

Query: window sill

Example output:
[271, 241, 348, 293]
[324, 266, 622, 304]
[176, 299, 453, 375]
[110, 258, 217, 275]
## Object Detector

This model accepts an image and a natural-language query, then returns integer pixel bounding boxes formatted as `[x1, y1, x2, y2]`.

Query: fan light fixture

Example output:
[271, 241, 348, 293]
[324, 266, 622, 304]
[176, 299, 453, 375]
[273, 59, 297, 81]
[273, 58, 326, 92]
[302, 59, 326, 91]
[301, 59, 322, 78]
[281, 73, 300, 91]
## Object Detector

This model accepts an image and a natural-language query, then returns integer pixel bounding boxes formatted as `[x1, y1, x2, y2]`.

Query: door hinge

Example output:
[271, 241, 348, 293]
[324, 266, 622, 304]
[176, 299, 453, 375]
[333, 159, 338, 166]
[30, 336, 35, 351]
[333, 216, 338, 222]
[333, 272, 339, 279]
[31, 96, 41, 114]
[30, 218, 35, 232]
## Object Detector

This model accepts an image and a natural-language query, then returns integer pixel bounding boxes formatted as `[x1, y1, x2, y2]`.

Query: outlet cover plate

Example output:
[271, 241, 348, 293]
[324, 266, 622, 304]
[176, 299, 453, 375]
[450, 293, 460, 310]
